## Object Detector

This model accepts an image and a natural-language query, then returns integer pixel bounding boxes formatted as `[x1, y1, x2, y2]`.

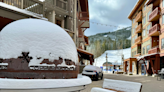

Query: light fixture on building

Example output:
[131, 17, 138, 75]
[59, 15, 61, 17]
[49, 12, 51, 14]
[45, 8, 47, 10]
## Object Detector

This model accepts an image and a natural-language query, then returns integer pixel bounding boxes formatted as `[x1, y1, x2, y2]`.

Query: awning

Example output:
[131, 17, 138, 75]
[77, 48, 94, 65]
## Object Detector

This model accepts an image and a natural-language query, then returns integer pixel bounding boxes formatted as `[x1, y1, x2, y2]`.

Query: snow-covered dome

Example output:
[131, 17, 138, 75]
[0, 19, 78, 66]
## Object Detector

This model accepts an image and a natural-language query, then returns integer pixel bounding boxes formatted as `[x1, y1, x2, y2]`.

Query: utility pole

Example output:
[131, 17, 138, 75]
[106, 53, 108, 72]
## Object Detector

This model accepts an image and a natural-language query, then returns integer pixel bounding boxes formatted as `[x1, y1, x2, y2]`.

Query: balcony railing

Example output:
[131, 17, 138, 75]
[135, 11, 142, 22]
[135, 24, 142, 33]
[149, 7, 160, 22]
[149, 24, 160, 36]
[148, 46, 160, 54]
[79, 12, 89, 20]
[135, 36, 142, 45]
[45, 0, 67, 11]
[56, 0, 67, 10]
[0, 0, 44, 15]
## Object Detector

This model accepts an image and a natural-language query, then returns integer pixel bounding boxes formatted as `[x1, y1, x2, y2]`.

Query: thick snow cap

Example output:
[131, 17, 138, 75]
[0, 19, 78, 66]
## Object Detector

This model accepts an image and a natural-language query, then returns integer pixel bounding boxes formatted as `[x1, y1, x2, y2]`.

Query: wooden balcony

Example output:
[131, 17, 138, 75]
[135, 53, 141, 57]
[79, 12, 89, 20]
[0, 0, 44, 15]
[149, 24, 160, 36]
[79, 12, 89, 28]
[148, 46, 160, 54]
[149, 7, 160, 22]
[84, 36, 89, 45]
[135, 36, 142, 45]
[135, 11, 142, 22]
[135, 24, 142, 33]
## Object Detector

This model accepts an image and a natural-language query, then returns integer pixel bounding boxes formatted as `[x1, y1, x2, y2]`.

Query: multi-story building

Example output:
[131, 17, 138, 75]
[0, 0, 94, 68]
[124, 0, 164, 76]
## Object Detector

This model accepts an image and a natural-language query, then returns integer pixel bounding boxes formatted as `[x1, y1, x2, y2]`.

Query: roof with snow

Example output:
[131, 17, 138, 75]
[0, 19, 78, 66]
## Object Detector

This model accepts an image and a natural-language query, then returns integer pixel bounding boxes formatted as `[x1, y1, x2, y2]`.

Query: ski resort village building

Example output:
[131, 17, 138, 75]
[124, 0, 164, 76]
[0, 0, 94, 74]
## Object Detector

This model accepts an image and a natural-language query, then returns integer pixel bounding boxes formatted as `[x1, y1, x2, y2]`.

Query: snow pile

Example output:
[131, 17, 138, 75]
[0, 19, 78, 67]
[94, 48, 131, 67]
[0, 74, 92, 89]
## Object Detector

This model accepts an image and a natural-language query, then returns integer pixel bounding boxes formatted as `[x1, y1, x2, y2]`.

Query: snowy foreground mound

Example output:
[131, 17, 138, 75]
[0, 74, 91, 89]
[0, 19, 78, 66]
[95, 48, 131, 67]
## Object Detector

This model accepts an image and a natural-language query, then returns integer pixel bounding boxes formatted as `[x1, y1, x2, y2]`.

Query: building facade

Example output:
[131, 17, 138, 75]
[0, 0, 94, 67]
[124, 0, 164, 76]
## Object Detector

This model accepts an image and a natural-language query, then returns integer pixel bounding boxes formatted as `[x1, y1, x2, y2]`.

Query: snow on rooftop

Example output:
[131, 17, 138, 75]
[0, 74, 92, 89]
[0, 19, 78, 67]
[0, 2, 47, 20]
[94, 48, 131, 67]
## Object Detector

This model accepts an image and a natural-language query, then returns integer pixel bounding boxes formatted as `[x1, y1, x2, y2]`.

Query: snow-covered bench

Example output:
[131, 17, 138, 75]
[102, 79, 142, 92]
[91, 79, 142, 92]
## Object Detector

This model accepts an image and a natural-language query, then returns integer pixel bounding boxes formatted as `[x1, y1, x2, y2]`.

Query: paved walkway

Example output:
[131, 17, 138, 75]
[81, 73, 164, 92]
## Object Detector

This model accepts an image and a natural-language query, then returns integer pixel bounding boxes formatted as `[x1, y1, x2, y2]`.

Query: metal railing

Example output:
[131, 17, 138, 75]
[149, 7, 160, 21]
[0, 0, 44, 15]
[149, 24, 160, 35]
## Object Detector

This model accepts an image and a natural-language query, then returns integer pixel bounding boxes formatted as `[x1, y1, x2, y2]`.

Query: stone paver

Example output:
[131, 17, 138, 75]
[81, 73, 164, 92]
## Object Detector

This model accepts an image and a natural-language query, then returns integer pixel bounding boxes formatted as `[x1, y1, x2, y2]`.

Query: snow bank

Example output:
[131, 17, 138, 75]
[0, 19, 78, 66]
[94, 48, 131, 67]
[0, 74, 92, 89]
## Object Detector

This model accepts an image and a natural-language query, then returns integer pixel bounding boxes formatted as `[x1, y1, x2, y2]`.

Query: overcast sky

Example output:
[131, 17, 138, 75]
[85, 0, 137, 36]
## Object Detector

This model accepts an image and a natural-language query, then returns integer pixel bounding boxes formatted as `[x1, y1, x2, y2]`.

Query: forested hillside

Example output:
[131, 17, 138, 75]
[87, 26, 131, 58]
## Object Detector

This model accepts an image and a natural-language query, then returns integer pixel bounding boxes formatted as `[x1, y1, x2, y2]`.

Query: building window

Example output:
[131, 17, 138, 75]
[161, 38, 164, 49]
[132, 28, 135, 34]
[163, 0, 164, 7]
[133, 18, 135, 23]
[147, 11, 151, 21]
[147, 24, 151, 34]
[143, 47, 145, 55]
[146, 45, 150, 54]
[162, 15, 164, 24]
[135, 35, 137, 40]
[143, 16, 146, 25]
[143, 29, 146, 37]
[143, 6, 146, 11]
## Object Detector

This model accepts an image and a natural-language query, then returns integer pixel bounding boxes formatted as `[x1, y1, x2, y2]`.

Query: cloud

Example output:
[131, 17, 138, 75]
[85, 0, 137, 36]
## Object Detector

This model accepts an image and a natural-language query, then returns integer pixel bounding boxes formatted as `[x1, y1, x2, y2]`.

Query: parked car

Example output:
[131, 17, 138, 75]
[82, 65, 103, 80]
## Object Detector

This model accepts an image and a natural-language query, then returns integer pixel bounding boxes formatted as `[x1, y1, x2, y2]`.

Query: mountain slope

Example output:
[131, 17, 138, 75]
[87, 26, 131, 58]
[94, 48, 131, 67]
